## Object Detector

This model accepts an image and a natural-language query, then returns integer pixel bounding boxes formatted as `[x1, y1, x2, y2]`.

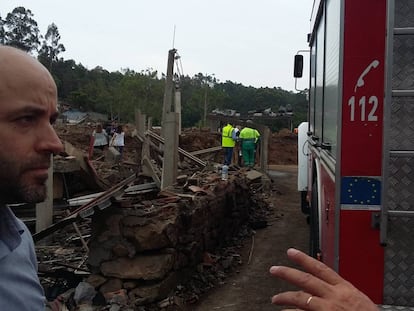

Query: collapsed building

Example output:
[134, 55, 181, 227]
[29, 114, 278, 310]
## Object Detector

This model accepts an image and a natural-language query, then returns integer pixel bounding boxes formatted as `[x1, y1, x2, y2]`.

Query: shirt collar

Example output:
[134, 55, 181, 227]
[0, 206, 24, 252]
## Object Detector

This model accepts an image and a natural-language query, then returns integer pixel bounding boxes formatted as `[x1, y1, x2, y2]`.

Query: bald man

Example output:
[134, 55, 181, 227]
[0, 45, 63, 310]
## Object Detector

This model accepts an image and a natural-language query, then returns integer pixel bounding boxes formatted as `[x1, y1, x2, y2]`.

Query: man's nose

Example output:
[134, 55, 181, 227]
[38, 124, 64, 155]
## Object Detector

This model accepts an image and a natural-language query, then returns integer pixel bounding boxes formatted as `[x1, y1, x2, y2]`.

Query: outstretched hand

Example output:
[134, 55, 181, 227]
[269, 248, 379, 310]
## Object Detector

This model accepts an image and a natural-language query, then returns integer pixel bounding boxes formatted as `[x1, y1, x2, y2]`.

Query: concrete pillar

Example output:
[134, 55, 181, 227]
[141, 114, 146, 133]
[36, 156, 53, 232]
[135, 109, 146, 136]
[203, 87, 207, 126]
[161, 112, 179, 189]
[147, 117, 152, 131]
[135, 109, 141, 134]
[135, 110, 147, 137]
[175, 89, 182, 135]
[140, 117, 152, 161]
[161, 49, 176, 138]
[259, 127, 270, 172]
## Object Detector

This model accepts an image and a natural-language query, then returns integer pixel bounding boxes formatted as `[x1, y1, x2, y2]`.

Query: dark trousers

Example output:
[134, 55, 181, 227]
[223, 147, 233, 165]
[115, 146, 124, 158]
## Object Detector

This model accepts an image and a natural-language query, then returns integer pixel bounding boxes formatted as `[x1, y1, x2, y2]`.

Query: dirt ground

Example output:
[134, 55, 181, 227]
[190, 165, 309, 311]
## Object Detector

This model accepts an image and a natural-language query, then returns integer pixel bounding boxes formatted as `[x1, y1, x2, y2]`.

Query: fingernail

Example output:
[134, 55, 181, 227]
[269, 266, 280, 273]
[271, 294, 279, 303]
[287, 248, 300, 256]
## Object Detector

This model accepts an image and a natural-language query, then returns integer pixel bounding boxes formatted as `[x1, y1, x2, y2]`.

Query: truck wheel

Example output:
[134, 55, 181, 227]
[309, 179, 320, 258]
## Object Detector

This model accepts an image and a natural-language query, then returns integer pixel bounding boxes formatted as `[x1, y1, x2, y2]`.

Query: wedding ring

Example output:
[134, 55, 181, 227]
[306, 296, 313, 305]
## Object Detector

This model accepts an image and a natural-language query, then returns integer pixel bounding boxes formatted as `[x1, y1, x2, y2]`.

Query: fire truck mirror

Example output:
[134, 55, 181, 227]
[294, 54, 304, 78]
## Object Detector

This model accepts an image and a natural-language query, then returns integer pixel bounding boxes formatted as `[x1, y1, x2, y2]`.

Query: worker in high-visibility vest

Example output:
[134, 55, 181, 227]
[221, 123, 237, 165]
[253, 128, 261, 165]
[239, 126, 260, 168]
[233, 126, 242, 166]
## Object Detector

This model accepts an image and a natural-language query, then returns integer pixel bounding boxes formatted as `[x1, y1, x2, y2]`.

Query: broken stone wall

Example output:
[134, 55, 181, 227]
[87, 178, 253, 306]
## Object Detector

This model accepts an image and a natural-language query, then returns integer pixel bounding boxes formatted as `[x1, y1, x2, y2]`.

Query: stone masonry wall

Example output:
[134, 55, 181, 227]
[87, 177, 255, 306]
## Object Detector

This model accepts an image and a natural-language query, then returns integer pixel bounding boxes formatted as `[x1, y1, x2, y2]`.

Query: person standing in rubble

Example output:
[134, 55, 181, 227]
[0, 45, 64, 310]
[91, 123, 109, 154]
[239, 125, 260, 168]
[221, 122, 237, 166]
[233, 125, 242, 166]
[110, 124, 125, 159]
[253, 127, 261, 165]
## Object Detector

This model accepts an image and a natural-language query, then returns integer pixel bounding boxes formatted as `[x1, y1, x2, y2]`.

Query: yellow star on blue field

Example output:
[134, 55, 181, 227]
[341, 177, 381, 205]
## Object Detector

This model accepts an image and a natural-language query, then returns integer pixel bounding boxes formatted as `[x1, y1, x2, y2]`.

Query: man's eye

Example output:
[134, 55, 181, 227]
[17, 115, 36, 124]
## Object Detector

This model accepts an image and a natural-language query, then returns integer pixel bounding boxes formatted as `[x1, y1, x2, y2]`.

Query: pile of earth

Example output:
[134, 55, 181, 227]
[54, 123, 298, 167]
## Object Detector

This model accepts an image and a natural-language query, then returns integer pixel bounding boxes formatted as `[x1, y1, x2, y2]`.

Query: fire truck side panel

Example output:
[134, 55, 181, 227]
[307, 0, 388, 303]
[319, 159, 337, 269]
[339, 210, 385, 302]
[323, 0, 341, 158]
[307, 0, 342, 271]
[338, 0, 386, 303]
[304, 0, 414, 307]
[341, 0, 386, 176]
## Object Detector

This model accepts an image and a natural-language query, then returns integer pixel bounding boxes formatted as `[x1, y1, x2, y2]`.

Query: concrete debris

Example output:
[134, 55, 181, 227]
[245, 169, 264, 181]
[74, 282, 96, 305]
[105, 147, 122, 163]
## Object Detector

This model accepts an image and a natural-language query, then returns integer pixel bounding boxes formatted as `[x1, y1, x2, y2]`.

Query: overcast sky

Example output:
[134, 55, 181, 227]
[2, 1, 313, 91]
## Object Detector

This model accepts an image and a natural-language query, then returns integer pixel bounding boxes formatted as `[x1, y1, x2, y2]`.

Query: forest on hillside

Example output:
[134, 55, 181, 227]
[1, 6, 308, 129]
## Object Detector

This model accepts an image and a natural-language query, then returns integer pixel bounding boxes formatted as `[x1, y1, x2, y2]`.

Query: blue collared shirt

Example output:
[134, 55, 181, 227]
[0, 206, 45, 310]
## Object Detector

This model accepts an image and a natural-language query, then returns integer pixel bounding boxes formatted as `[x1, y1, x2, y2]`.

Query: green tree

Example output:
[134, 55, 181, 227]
[3, 7, 40, 53]
[38, 23, 66, 72]
[53, 59, 88, 100]
[0, 15, 5, 44]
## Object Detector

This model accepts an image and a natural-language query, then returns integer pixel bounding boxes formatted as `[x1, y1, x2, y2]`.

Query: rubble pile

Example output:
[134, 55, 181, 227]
[39, 169, 271, 310]
[33, 122, 290, 310]
[86, 171, 258, 308]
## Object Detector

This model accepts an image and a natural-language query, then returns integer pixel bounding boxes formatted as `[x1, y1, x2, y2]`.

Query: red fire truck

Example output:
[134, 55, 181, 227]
[295, 0, 414, 307]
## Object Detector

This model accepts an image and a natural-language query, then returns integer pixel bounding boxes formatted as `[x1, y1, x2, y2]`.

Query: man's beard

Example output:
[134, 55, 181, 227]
[0, 155, 50, 204]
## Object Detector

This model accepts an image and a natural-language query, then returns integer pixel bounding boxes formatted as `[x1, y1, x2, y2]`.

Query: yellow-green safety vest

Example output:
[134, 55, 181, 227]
[222, 124, 235, 147]
[239, 127, 258, 141]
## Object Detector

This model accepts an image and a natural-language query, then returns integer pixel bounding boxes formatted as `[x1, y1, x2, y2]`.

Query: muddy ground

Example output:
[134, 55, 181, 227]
[191, 165, 309, 311]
